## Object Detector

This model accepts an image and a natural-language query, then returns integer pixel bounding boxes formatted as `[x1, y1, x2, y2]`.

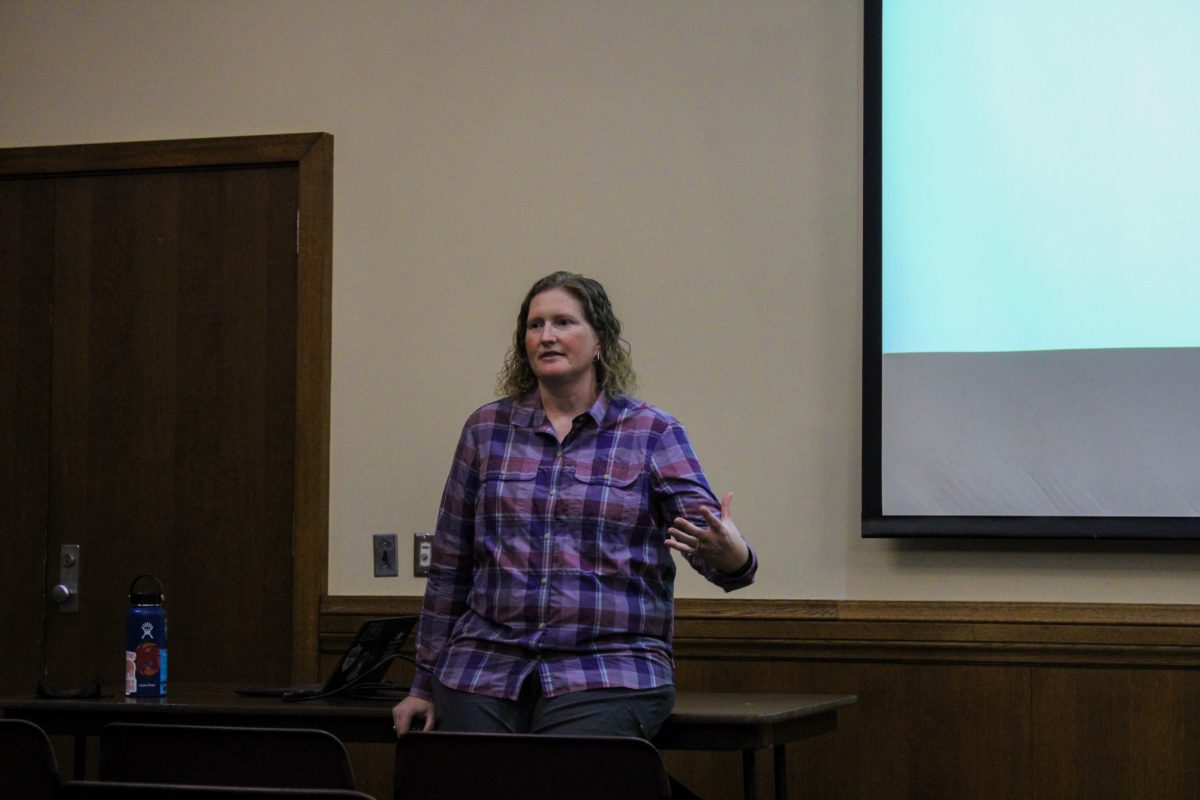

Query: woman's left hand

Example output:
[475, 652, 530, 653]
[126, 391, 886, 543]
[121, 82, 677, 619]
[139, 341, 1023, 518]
[667, 492, 751, 574]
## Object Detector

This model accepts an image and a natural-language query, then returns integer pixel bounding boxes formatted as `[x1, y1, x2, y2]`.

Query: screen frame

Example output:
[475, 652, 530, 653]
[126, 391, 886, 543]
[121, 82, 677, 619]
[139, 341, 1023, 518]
[860, 0, 1200, 540]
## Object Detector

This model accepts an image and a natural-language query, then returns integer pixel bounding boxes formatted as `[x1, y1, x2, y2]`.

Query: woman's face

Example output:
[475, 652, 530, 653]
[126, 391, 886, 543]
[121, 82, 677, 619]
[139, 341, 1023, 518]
[525, 288, 601, 391]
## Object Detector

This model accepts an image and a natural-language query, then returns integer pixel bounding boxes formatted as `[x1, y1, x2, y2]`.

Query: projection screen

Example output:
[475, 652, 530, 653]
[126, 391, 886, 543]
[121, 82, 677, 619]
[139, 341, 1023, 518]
[862, 0, 1200, 538]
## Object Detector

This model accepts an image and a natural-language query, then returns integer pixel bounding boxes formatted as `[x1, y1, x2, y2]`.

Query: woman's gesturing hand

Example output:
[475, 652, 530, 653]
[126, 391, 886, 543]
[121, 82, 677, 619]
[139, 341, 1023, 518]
[666, 492, 751, 574]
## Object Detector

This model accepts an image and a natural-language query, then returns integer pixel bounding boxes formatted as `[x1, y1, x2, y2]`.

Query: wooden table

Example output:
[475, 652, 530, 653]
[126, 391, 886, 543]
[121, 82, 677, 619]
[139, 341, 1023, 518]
[3, 684, 854, 800]
[656, 692, 855, 799]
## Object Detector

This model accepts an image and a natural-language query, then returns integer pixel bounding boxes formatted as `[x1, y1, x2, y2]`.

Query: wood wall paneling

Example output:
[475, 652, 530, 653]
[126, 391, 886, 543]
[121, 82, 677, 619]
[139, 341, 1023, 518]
[321, 596, 1200, 800]
[1032, 667, 1200, 800]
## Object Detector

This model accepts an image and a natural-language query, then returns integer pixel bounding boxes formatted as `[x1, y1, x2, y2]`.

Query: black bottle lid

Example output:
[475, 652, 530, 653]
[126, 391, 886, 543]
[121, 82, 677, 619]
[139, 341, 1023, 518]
[129, 573, 165, 606]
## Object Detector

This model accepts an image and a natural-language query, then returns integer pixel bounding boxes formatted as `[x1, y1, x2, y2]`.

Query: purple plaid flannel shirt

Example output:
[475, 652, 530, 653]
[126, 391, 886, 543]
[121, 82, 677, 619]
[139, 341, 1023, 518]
[408, 391, 757, 701]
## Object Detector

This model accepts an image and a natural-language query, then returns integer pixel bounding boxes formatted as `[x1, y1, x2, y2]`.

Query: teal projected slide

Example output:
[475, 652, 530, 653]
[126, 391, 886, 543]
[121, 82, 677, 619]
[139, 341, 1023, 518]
[883, 1, 1200, 354]
[876, 1, 1200, 523]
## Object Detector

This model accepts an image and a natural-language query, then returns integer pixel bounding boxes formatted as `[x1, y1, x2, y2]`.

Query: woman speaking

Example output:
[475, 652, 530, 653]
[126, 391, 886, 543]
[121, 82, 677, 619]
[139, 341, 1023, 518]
[392, 271, 757, 742]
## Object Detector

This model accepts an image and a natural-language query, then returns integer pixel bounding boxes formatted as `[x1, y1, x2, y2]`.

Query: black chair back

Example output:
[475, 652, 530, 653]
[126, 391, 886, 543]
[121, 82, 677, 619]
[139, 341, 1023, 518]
[0, 718, 60, 800]
[99, 723, 356, 789]
[60, 781, 374, 799]
[393, 730, 672, 800]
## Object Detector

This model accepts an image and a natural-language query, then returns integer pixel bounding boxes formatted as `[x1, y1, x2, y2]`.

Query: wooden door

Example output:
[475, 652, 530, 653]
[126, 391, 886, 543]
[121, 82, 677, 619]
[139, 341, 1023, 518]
[0, 134, 332, 698]
[0, 179, 54, 695]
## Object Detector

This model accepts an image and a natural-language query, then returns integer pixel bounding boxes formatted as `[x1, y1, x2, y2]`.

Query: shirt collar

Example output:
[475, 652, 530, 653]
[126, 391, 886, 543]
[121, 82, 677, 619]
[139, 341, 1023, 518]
[513, 390, 610, 430]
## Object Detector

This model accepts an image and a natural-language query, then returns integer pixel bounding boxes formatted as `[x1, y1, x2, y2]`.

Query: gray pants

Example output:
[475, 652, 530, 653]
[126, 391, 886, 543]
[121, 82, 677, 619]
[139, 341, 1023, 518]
[432, 677, 675, 739]
[431, 677, 701, 798]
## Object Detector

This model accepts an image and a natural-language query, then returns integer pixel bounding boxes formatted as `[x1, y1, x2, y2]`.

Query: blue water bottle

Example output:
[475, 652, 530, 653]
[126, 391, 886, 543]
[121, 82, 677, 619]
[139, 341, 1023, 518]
[125, 574, 168, 697]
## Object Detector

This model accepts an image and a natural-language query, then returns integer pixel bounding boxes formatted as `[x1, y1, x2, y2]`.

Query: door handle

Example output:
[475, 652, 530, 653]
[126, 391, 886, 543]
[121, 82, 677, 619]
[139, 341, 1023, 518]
[53, 544, 80, 613]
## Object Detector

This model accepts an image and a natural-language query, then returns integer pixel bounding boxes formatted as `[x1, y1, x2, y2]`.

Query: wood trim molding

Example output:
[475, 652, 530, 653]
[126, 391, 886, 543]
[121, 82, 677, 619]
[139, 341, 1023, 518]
[673, 597, 1200, 625]
[323, 594, 424, 619]
[291, 133, 334, 683]
[321, 596, 1200, 668]
[0, 133, 332, 176]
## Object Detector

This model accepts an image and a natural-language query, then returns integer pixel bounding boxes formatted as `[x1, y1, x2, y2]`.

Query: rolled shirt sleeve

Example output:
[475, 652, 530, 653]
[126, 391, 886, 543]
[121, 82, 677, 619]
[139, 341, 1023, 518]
[649, 420, 758, 591]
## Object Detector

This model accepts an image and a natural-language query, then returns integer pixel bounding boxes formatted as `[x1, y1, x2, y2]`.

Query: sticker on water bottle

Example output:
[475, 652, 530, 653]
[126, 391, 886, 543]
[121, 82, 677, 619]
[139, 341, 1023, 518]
[135, 643, 161, 678]
[125, 650, 137, 695]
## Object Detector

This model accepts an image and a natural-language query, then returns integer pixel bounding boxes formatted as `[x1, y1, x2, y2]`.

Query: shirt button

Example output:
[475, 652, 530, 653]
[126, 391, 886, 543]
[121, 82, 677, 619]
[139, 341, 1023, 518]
[556, 449, 563, 458]
[538, 622, 546, 630]
[541, 577, 548, 585]
[548, 488, 556, 497]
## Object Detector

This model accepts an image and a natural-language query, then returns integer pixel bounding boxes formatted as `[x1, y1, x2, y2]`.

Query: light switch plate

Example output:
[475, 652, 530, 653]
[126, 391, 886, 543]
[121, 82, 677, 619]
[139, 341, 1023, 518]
[373, 533, 398, 577]
[413, 532, 434, 577]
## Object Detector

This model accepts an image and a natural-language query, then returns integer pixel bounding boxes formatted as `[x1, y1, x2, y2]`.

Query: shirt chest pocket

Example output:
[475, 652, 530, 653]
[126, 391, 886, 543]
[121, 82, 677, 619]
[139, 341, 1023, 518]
[479, 465, 538, 529]
[570, 460, 645, 529]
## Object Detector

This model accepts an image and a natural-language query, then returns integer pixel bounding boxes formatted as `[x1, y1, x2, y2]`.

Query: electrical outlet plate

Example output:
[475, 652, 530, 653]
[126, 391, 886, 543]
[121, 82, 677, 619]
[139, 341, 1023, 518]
[373, 533, 398, 577]
[413, 532, 434, 577]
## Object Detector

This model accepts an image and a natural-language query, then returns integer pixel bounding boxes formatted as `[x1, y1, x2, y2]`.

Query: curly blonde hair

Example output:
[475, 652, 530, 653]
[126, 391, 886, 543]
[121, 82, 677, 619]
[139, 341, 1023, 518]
[497, 271, 636, 398]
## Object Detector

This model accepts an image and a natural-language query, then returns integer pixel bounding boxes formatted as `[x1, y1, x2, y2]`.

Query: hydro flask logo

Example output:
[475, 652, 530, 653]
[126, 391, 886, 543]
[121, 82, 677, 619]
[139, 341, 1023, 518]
[140, 622, 155, 640]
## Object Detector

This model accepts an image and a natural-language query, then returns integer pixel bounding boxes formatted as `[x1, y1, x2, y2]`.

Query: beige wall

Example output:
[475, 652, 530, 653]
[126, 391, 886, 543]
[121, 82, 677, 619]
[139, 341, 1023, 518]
[5, 0, 1199, 603]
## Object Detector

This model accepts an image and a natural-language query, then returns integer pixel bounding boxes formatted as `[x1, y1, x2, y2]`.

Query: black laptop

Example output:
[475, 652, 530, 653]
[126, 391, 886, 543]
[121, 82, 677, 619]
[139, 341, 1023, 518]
[235, 615, 418, 701]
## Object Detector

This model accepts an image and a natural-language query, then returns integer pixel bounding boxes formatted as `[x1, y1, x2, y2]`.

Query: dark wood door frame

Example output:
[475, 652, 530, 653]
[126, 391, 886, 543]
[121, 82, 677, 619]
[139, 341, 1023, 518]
[0, 133, 333, 683]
